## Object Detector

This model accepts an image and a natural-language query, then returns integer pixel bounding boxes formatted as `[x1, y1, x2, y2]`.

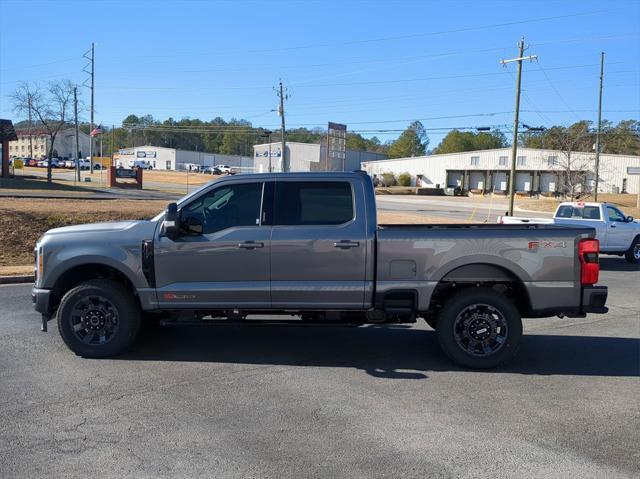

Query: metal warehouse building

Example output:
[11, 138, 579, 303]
[253, 142, 388, 173]
[361, 147, 640, 195]
[114, 145, 251, 170]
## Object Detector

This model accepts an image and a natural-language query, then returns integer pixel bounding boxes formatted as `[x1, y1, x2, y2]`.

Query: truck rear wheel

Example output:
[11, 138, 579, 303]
[625, 236, 640, 264]
[436, 287, 522, 369]
[57, 279, 141, 358]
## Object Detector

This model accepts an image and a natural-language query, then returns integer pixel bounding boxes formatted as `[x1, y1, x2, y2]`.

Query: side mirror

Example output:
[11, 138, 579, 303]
[162, 202, 179, 237]
[627, 216, 634, 223]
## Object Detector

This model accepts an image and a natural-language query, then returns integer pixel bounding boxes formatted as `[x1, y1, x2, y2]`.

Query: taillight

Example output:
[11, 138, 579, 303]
[579, 238, 599, 285]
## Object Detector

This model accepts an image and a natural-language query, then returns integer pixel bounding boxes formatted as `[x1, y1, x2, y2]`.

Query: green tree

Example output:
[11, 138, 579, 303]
[433, 130, 507, 154]
[388, 121, 429, 158]
[346, 133, 367, 151]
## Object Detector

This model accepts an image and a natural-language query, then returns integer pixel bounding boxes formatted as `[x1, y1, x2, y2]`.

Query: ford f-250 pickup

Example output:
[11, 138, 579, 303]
[32, 172, 608, 368]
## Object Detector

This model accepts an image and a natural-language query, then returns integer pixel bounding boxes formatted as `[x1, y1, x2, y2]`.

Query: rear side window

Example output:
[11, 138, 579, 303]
[274, 181, 354, 226]
[556, 205, 601, 220]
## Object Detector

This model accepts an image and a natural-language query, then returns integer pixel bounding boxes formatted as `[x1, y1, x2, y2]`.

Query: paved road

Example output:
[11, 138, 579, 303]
[376, 195, 553, 223]
[0, 259, 638, 478]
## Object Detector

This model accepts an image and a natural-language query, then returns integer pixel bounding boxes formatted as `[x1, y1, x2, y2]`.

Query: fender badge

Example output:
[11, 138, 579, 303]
[163, 293, 196, 300]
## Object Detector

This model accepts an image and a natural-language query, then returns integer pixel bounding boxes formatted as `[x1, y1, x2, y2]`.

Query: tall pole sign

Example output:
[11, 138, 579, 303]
[326, 122, 347, 171]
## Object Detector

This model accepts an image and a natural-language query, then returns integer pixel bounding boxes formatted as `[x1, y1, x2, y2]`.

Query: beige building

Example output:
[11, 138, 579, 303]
[8, 127, 91, 160]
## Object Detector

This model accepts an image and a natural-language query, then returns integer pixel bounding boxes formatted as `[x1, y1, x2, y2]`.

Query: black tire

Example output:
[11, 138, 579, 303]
[436, 287, 522, 369]
[57, 279, 141, 358]
[624, 236, 640, 264]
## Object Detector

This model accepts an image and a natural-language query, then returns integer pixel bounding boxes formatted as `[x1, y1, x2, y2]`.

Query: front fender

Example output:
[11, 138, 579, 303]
[43, 247, 146, 290]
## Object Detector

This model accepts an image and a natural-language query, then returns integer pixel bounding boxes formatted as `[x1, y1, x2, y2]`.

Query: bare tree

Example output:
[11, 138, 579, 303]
[12, 81, 75, 182]
[525, 121, 595, 198]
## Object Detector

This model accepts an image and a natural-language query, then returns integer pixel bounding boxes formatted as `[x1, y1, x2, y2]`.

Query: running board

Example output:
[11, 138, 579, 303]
[159, 319, 365, 328]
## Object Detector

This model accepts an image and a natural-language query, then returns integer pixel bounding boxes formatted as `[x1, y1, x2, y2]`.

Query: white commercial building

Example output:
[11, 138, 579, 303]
[361, 147, 640, 195]
[253, 141, 388, 173]
[114, 145, 251, 171]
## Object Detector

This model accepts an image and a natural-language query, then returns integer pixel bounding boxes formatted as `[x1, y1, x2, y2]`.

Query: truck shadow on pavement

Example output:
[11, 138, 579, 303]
[599, 257, 640, 272]
[121, 324, 640, 379]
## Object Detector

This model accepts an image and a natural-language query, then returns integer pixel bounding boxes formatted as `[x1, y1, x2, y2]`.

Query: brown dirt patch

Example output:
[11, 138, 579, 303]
[0, 199, 166, 267]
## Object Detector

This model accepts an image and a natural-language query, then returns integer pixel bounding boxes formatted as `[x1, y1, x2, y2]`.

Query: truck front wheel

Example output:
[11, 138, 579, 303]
[436, 288, 522, 369]
[57, 279, 141, 358]
[625, 236, 640, 264]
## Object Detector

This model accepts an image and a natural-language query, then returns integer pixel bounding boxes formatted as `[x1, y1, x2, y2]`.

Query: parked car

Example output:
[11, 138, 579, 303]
[131, 160, 153, 170]
[60, 160, 76, 168]
[77, 159, 90, 170]
[37, 159, 61, 168]
[215, 164, 235, 175]
[499, 202, 640, 263]
[32, 172, 608, 368]
[202, 166, 222, 175]
[182, 163, 200, 172]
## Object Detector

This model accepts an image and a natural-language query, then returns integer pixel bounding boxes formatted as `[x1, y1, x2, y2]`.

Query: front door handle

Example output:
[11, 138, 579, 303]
[610, 224, 616, 228]
[238, 241, 264, 249]
[334, 240, 360, 249]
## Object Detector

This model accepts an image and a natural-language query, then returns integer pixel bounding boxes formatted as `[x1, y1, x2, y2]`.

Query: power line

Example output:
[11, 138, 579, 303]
[117, 9, 622, 59]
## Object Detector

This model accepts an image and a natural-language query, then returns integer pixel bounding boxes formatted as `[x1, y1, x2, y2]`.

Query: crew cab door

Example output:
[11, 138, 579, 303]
[270, 179, 367, 309]
[606, 205, 635, 250]
[154, 180, 271, 308]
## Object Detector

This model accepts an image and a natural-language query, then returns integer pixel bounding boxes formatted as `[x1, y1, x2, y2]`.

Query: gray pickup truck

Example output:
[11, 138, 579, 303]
[32, 171, 608, 368]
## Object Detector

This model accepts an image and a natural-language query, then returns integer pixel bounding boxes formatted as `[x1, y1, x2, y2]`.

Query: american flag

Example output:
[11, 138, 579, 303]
[90, 124, 103, 137]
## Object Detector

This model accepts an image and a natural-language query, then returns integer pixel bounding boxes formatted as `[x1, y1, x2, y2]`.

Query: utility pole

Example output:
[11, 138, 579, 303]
[594, 52, 605, 201]
[83, 43, 95, 173]
[276, 81, 289, 172]
[74, 86, 81, 182]
[27, 94, 33, 159]
[501, 37, 537, 216]
[111, 124, 115, 164]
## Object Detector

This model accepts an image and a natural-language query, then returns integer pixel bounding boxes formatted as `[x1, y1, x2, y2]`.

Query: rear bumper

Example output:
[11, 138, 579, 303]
[32, 287, 52, 315]
[581, 285, 608, 314]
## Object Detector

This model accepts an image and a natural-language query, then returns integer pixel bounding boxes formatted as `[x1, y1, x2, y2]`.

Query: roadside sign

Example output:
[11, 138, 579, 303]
[14, 159, 23, 169]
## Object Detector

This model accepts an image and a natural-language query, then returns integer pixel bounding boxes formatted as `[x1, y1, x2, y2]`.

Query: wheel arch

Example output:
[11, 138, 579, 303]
[49, 261, 140, 314]
[428, 262, 531, 316]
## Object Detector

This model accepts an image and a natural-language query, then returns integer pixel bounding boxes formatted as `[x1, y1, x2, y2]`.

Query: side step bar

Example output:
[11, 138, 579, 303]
[159, 319, 365, 328]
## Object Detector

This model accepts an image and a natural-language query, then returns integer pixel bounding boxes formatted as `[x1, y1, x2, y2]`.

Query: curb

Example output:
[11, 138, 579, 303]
[0, 275, 35, 285]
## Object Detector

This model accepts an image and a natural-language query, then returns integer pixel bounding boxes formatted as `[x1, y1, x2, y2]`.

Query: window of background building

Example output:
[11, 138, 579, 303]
[470, 156, 480, 166]
[517, 156, 526, 166]
[547, 156, 558, 167]
[499, 156, 508, 166]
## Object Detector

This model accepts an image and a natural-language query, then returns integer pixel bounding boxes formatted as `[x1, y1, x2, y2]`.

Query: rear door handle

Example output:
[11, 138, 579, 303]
[238, 241, 264, 249]
[334, 240, 360, 249]
[610, 224, 616, 228]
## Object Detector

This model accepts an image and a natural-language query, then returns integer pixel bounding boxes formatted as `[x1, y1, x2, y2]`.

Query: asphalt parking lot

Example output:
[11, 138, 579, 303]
[0, 258, 638, 478]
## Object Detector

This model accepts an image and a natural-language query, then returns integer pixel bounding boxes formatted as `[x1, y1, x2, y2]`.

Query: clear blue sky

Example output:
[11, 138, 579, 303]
[1, 0, 638, 147]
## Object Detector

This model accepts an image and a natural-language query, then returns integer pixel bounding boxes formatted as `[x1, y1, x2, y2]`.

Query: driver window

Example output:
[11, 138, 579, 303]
[181, 182, 263, 234]
[607, 207, 626, 223]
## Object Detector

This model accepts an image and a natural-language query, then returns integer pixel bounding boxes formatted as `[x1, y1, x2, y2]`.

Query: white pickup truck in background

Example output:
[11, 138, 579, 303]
[499, 202, 640, 263]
